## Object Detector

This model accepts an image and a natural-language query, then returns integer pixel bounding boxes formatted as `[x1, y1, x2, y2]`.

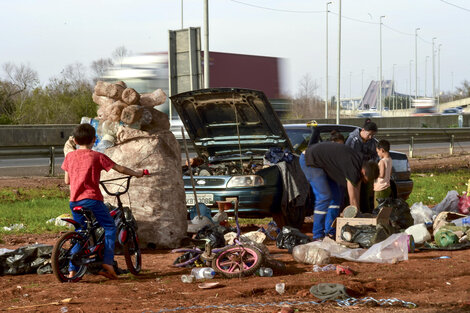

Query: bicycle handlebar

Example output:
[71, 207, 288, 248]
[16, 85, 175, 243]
[99, 169, 150, 197]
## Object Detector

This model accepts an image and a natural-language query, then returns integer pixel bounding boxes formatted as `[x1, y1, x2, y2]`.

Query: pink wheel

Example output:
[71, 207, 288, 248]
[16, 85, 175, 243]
[212, 245, 263, 278]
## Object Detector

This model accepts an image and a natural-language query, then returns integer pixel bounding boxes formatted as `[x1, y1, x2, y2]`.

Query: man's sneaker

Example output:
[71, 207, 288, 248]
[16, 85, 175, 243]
[343, 205, 358, 218]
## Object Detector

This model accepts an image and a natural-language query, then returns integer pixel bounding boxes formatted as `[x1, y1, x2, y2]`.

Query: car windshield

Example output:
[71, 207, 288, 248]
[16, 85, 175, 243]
[285, 126, 355, 154]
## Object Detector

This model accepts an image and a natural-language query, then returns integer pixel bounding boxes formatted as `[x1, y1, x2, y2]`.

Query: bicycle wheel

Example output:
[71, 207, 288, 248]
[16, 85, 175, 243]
[212, 244, 263, 278]
[51, 231, 88, 283]
[123, 229, 142, 275]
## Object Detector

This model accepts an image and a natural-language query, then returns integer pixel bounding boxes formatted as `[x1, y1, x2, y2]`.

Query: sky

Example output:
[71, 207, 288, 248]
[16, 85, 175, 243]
[1, 0, 469, 99]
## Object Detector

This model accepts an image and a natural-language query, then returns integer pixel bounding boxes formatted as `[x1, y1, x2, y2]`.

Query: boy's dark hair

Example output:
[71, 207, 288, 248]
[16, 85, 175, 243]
[329, 130, 345, 143]
[377, 139, 390, 152]
[364, 118, 372, 125]
[363, 121, 378, 132]
[73, 124, 96, 145]
[362, 160, 379, 182]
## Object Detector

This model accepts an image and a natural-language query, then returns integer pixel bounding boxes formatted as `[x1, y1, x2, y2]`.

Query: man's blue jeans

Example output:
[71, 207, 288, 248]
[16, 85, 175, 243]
[300, 153, 342, 239]
[69, 199, 116, 271]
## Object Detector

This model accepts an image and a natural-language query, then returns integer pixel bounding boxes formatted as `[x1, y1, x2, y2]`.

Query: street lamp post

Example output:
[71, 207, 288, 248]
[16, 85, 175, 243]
[432, 37, 437, 98]
[325, 1, 332, 119]
[409, 59, 412, 108]
[336, 0, 342, 124]
[379, 15, 385, 112]
[203, 0, 210, 88]
[392, 64, 396, 110]
[425, 56, 429, 97]
[415, 28, 420, 99]
[438, 44, 442, 106]
[181, 0, 184, 29]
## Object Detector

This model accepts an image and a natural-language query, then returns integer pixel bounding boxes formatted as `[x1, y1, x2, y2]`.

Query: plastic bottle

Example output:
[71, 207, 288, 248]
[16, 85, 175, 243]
[452, 216, 470, 227]
[313, 264, 336, 272]
[80, 117, 103, 148]
[93, 134, 115, 153]
[257, 267, 273, 277]
[181, 274, 195, 283]
[191, 267, 216, 280]
[275, 283, 285, 295]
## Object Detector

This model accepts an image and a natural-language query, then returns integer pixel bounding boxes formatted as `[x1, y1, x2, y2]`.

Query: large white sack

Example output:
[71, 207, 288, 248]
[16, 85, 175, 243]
[101, 127, 187, 249]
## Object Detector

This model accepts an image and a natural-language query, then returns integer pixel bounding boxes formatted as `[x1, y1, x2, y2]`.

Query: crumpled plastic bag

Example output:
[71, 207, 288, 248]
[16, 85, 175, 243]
[458, 192, 470, 215]
[195, 225, 227, 248]
[292, 244, 330, 265]
[0, 244, 53, 275]
[340, 223, 392, 248]
[276, 226, 312, 253]
[432, 190, 460, 215]
[374, 198, 414, 231]
[303, 233, 409, 264]
[410, 202, 434, 225]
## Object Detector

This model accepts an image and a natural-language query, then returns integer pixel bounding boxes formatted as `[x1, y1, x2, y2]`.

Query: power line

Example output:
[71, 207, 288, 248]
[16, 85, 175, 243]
[228, 0, 323, 13]
[329, 11, 377, 24]
[439, 0, 470, 13]
[382, 24, 413, 37]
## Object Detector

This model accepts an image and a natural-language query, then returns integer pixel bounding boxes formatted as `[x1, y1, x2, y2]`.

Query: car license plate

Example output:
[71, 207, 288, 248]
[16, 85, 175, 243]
[186, 194, 214, 206]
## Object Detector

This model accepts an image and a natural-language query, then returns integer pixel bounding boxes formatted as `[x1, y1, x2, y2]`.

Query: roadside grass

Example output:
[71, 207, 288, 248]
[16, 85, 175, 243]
[0, 169, 469, 238]
[407, 170, 469, 206]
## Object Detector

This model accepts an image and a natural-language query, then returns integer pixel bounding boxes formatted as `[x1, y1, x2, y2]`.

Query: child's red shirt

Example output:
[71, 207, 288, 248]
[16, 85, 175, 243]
[61, 149, 115, 202]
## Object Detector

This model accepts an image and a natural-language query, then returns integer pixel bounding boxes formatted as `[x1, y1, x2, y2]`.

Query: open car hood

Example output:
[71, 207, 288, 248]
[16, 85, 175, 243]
[170, 88, 292, 160]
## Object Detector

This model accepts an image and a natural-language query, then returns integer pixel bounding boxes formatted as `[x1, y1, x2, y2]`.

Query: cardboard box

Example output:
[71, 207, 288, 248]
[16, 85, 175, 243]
[335, 206, 392, 243]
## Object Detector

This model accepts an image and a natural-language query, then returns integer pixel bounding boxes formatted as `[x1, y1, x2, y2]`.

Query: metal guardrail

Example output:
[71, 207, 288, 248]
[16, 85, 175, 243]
[2, 127, 470, 176]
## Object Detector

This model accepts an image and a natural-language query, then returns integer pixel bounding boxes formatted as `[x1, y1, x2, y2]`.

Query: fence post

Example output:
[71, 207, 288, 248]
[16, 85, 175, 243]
[49, 146, 55, 176]
[409, 136, 414, 158]
[450, 135, 454, 155]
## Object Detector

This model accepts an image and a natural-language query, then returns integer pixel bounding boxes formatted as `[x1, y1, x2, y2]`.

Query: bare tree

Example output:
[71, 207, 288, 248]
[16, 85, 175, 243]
[112, 46, 129, 67]
[291, 74, 323, 119]
[0, 63, 39, 118]
[90, 58, 114, 83]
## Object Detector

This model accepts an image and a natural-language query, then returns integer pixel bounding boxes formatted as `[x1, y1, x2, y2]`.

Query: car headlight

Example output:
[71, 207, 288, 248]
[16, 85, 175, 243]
[227, 175, 264, 188]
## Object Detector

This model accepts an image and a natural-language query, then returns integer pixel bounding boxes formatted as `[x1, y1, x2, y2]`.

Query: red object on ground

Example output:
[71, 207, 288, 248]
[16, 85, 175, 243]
[336, 265, 354, 276]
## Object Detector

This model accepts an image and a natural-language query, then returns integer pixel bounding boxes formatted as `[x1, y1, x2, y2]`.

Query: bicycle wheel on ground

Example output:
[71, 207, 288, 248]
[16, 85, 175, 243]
[123, 230, 142, 275]
[212, 244, 263, 278]
[51, 231, 87, 283]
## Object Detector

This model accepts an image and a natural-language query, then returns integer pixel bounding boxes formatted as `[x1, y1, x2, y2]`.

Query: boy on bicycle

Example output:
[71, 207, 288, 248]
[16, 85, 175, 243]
[61, 123, 144, 279]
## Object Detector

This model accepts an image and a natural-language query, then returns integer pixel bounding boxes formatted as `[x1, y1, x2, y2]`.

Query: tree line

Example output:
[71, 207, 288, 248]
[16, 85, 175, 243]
[0, 46, 129, 125]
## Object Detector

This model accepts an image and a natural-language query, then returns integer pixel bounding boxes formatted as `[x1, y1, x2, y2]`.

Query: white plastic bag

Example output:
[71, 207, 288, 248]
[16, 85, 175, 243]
[305, 234, 409, 264]
[410, 202, 434, 224]
[405, 224, 431, 244]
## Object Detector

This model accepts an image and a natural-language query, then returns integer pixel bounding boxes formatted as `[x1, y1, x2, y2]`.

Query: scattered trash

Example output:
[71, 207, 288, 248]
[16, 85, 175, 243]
[0, 244, 53, 275]
[292, 244, 330, 265]
[458, 192, 470, 215]
[432, 256, 451, 260]
[195, 225, 226, 248]
[410, 202, 434, 225]
[336, 265, 354, 276]
[313, 264, 336, 272]
[340, 223, 392, 248]
[303, 234, 409, 264]
[181, 274, 195, 283]
[309, 283, 350, 300]
[405, 224, 431, 245]
[452, 216, 470, 227]
[257, 221, 280, 241]
[432, 211, 467, 236]
[256, 267, 273, 277]
[432, 191, 460, 215]
[191, 267, 215, 280]
[198, 282, 221, 289]
[374, 198, 414, 231]
[276, 226, 312, 252]
[2, 223, 25, 231]
[275, 282, 286, 295]
[435, 229, 459, 247]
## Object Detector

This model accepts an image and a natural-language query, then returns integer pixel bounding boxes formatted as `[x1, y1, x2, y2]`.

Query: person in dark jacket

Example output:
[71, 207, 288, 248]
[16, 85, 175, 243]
[345, 121, 379, 213]
[345, 121, 379, 162]
[301, 142, 379, 240]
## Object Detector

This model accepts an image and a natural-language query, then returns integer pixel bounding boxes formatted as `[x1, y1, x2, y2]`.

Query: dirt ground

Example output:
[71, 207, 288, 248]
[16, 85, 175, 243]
[0, 154, 470, 312]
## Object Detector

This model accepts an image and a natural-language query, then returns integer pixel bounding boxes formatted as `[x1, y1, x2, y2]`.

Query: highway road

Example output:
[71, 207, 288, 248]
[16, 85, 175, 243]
[1, 142, 469, 177]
